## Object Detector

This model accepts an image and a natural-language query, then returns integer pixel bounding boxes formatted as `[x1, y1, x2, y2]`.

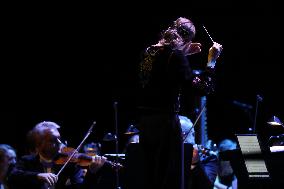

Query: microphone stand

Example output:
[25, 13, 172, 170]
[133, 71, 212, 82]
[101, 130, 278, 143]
[252, 95, 263, 134]
[113, 101, 121, 189]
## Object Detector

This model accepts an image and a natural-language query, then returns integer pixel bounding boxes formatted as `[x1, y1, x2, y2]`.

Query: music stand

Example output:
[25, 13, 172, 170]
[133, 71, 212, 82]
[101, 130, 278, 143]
[124, 143, 193, 189]
[233, 134, 271, 188]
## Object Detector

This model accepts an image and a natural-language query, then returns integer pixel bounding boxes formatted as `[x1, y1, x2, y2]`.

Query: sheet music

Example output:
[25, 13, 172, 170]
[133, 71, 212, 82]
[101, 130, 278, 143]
[237, 135, 269, 178]
[238, 135, 262, 155]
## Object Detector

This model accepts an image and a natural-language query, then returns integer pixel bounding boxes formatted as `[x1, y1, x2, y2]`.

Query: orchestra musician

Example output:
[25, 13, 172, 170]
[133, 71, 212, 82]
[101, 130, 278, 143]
[7, 121, 107, 189]
[179, 115, 218, 189]
[0, 144, 17, 189]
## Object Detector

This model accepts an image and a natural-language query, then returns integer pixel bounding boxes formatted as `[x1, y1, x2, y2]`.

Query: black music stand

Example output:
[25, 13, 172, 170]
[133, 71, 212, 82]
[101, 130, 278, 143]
[123, 143, 145, 189]
[232, 134, 271, 188]
[123, 143, 193, 189]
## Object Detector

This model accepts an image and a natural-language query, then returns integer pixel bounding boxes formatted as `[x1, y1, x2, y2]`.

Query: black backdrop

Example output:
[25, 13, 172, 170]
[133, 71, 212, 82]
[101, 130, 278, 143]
[1, 2, 282, 156]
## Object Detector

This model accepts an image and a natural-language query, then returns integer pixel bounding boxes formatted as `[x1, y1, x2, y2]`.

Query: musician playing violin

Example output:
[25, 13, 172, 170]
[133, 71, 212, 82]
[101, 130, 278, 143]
[8, 121, 106, 189]
[179, 115, 218, 189]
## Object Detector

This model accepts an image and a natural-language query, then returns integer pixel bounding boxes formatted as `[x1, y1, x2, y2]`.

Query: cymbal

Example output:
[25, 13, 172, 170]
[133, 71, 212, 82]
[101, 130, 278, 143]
[103, 133, 116, 141]
[124, 124, 139, 135]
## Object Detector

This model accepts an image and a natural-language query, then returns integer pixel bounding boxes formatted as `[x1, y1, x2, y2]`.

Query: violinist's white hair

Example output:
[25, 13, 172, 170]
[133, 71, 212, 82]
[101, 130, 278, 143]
[178, 115, 194, 133]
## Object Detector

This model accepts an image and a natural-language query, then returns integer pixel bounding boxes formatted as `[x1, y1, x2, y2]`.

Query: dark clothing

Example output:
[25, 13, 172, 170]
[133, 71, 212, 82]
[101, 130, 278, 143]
[7, 154, 97, 189]
[138, 45, 215, 189]
[187, 154, 218, 189]
[139, 46, 191, 112]
[139, 113, 182, 189]
[1, 164, 14, 189]
[219, 174, 236, 187]
[139, 45, 215, 112]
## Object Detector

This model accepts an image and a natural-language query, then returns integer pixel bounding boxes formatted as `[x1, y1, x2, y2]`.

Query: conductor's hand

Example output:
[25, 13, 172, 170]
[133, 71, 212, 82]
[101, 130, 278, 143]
[208, 42, 223, 66]
[182, 42, 202, 56]
[89, 155, 107, 174]
[37, 173, 58, 186]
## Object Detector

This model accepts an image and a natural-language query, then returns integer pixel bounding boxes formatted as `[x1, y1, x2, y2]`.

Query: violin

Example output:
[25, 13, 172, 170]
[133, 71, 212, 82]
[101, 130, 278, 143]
[54, 146, 123, 169]
[197, 144, 217, 161]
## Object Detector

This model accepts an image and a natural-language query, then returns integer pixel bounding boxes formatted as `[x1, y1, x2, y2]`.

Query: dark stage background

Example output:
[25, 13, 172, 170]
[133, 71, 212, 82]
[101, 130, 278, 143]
[1, 2, 282, 157]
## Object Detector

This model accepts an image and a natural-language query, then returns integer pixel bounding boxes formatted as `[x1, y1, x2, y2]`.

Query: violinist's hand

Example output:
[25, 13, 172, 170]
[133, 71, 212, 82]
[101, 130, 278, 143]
[89, 155, 107, 174]
[207, 42, 223, 68]
[191, 144, 200, 170]
[37, 173, 58, 186]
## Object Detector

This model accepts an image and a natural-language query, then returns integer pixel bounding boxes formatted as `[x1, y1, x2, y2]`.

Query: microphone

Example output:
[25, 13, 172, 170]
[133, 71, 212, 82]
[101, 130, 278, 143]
[232, 100, 253, 110]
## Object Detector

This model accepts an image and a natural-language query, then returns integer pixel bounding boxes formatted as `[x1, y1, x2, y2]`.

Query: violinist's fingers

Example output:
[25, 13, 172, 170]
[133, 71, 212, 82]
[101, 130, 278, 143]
[49, 173, 58, 186]
[101, 156, 107, 163]
[46, 173, 56, 186]
[92, 155, 100, 163]
[38, 173, 51, 186]
[191, 144, 200, 165]
[89, 156, 105, 173]
[37, 173, 58, 186]
[45, 177, 52, 187]
[92, 155, 107, 164]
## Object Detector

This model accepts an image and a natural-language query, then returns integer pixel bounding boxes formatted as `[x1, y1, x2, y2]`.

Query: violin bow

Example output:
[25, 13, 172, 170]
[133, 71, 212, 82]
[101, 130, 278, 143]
[182, 105, 206, 143]
[56, 121, 96, 177]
